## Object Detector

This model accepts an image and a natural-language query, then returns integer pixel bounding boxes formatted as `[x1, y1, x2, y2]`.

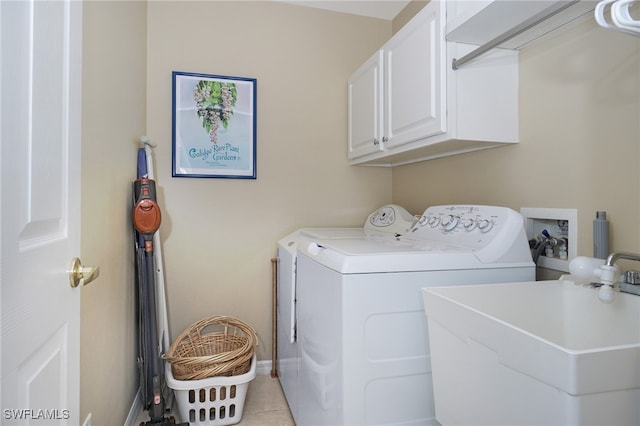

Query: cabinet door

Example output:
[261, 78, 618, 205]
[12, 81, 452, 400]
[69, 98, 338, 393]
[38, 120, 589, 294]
[384, 1, 446, 149]
[348, 50, 384, 160]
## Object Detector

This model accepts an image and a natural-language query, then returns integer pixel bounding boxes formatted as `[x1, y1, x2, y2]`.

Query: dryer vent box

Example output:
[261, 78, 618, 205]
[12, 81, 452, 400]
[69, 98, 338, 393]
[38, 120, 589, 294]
[520, 207, 577, 272]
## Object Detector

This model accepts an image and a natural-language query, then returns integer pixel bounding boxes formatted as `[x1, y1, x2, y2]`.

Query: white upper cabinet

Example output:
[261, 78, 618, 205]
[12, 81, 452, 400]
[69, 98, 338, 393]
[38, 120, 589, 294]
[348, 3, 446, 161]
[348, 50, 384, 160]
[383, 2, 446, 150]
[348, 0, 593, 167]
[348, 0, 519, 166]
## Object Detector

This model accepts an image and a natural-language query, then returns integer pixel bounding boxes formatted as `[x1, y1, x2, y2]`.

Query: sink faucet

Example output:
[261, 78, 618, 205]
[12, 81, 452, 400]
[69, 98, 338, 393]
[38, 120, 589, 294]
[605, 252, 640, 266]
[598, 252, 640, 303]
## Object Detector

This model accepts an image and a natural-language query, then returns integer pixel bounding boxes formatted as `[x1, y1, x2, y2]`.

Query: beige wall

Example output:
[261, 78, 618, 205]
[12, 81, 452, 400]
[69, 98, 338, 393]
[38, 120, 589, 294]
[81, 2, 390, 423]
[79, 1, 640, 423]
[393, 18, 640, 259]
[145, 0, 391, 364]
[81, 1, 147, 424]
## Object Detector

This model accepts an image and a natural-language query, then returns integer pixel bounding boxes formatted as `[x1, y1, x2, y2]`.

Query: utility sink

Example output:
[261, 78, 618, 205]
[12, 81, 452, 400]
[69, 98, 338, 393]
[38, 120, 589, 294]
[422, 280, 640, 426]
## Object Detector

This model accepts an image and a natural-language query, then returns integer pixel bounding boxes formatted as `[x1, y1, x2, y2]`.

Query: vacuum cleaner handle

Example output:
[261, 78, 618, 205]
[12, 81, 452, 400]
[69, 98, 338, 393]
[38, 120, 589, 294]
[133, 178, 161, 239]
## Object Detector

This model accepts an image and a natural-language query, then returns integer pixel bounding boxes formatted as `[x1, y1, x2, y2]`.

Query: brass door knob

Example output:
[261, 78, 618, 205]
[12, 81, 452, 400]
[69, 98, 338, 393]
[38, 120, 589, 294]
[69, 257, 100, 288]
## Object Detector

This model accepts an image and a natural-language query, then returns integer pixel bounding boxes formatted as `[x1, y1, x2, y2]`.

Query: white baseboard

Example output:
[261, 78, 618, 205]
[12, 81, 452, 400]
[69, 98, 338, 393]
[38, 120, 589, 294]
[124, 388, 142, 426]
[256, 359, 273, 376]
[125, 360, 276, 425]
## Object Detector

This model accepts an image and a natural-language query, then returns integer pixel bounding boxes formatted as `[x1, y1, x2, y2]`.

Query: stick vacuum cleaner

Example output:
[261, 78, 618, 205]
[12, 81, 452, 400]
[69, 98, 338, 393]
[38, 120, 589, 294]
[133, 178, 186, 425]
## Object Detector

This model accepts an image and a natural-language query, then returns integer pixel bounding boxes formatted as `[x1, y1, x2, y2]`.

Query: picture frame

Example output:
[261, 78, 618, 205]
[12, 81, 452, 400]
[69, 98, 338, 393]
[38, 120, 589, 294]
[172, 71, 257, 179]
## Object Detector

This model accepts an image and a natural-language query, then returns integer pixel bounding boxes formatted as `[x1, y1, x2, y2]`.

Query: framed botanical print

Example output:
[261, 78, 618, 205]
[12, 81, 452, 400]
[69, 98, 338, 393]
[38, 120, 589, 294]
[172, 71, 257, 179]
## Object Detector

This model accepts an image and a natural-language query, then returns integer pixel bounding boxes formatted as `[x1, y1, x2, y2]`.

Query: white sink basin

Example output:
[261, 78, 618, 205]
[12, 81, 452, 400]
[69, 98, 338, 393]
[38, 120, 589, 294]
[422, 279, 640, 425]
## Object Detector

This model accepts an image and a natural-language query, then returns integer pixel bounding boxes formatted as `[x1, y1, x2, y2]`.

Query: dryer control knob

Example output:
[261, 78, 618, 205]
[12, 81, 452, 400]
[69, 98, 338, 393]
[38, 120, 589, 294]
[478, 219, 494, 233]
[441, 215, 459, 231]
[463, 218, 477, 231]
[427, 216, 440, 227]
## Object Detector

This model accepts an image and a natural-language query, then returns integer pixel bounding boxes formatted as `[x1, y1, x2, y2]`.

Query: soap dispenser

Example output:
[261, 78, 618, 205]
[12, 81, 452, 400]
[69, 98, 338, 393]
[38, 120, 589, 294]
[593, 211, 609, 259]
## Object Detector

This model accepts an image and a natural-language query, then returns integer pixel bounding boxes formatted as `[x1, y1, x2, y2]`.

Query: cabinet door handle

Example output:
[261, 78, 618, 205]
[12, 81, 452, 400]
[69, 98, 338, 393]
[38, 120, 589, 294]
[382, 137, 388, 143]
[373, 138, 380, 145]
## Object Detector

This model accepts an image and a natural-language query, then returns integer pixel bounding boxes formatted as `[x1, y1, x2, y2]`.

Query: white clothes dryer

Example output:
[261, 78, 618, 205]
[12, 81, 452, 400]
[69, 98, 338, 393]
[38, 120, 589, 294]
[276, 205, 415, 424]
[292, 205, 535, 425]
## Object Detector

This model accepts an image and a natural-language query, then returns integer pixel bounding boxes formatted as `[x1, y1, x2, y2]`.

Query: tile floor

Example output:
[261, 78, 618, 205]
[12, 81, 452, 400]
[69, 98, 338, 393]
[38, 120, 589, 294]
[231, 374, 295, 426]
[134, 373, 295, 425]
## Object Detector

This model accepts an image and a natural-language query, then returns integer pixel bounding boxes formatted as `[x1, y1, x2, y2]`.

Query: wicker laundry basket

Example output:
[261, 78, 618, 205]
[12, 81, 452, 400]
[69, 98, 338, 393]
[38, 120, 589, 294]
[164, 315, 257, 381]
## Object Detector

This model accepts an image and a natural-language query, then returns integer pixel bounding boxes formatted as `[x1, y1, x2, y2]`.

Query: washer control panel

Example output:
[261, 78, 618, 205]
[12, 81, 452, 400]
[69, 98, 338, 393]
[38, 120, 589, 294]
[407, 205, 522, 250]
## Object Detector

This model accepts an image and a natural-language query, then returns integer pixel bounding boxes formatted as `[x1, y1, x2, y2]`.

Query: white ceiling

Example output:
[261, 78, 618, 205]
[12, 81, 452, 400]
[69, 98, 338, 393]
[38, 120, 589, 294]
[280, 0, 412, 20]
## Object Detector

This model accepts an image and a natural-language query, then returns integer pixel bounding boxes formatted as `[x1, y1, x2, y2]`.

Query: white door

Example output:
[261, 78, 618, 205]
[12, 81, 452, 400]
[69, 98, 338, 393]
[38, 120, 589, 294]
[1, 0, 83, 423]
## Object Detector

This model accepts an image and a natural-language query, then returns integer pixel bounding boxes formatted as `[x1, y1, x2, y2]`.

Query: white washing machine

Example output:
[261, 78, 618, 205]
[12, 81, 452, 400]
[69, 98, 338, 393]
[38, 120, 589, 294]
[291, 205, 535, 426]
[276, 205, 416, 424]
